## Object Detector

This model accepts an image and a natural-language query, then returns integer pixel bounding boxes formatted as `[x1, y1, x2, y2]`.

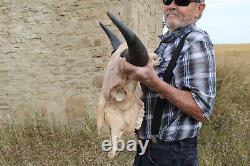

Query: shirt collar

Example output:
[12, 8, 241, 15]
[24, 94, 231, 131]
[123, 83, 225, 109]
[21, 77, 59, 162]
[159, 24, 195, 43]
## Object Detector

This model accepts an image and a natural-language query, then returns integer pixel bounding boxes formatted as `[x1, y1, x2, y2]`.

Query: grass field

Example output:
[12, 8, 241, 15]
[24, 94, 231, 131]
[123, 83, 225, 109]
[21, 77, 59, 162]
[0, 44, 249, 165]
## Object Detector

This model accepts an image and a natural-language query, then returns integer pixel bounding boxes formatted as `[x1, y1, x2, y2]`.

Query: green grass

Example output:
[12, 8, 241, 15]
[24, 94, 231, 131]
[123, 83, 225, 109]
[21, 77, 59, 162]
[0, 45, 249, 165]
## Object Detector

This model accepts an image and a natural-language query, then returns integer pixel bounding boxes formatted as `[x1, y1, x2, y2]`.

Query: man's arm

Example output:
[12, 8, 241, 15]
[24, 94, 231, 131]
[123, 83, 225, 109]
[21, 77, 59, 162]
[119, 38, 216, 122]
[150, 76, 208, 122]
[119, 55, 208, 123]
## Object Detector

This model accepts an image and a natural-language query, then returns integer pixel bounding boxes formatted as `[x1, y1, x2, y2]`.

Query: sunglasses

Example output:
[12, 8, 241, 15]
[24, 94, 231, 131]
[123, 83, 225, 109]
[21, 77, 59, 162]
[163, 0, 201, 6]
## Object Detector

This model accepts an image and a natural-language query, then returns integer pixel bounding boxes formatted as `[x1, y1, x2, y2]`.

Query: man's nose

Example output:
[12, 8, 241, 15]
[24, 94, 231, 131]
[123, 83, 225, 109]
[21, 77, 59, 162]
[168, 0, 178, 9]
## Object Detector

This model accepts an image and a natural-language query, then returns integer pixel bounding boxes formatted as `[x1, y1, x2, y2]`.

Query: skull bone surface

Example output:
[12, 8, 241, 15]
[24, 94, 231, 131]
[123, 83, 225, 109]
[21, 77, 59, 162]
[96, 12, 149, 158]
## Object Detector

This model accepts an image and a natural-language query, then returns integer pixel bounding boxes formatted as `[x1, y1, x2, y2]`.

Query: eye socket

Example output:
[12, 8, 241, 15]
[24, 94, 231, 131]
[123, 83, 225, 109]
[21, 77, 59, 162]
[115, 88, 126, 102]
[110, 85, 127, 102]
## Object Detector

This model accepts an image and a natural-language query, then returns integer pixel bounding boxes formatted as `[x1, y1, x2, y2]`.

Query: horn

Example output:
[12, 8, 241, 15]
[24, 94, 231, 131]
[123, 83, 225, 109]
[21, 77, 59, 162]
[106, 12, 149, 67]
[99, 22, 122, 51]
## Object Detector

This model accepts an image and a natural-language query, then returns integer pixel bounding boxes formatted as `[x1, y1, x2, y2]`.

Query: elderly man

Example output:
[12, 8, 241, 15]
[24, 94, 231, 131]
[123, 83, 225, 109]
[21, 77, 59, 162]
[119, 0, 216, 165]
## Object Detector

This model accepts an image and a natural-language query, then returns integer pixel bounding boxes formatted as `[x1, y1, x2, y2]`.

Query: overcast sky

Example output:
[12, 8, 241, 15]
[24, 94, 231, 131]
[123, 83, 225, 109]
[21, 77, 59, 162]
[197, 0, 250, 44]
[163, 0, 250, 44]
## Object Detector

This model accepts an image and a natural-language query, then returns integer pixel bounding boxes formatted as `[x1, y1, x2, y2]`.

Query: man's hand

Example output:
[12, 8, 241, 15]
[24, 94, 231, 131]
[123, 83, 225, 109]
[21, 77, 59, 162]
[118, 53, 159, 89]
[118, 53, 208, 123]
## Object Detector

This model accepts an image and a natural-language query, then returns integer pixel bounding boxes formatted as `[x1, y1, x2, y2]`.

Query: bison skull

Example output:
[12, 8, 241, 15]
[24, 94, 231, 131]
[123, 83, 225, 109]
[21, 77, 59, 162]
[96, 12, 149, 159]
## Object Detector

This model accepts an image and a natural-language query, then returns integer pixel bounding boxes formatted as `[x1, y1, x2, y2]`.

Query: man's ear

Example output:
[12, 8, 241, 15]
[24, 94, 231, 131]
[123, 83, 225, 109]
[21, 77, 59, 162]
[196, 3, 205, 18]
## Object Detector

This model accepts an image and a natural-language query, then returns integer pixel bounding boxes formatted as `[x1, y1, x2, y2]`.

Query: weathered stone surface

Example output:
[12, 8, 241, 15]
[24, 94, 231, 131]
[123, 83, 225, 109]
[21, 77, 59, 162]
[92, 74, 104, 89]
[0, 0, 161, 122]
[13, 100, 63, 122]
[65, 95, 86, 123]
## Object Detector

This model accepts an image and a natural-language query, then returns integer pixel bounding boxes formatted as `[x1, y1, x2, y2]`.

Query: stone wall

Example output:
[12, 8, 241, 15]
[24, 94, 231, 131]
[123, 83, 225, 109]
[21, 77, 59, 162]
[0, 0, 162, 122]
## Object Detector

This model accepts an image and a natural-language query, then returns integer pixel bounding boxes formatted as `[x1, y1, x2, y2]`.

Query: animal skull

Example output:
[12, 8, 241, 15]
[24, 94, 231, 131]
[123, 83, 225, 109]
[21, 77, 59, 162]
[96, 12, 150, 158]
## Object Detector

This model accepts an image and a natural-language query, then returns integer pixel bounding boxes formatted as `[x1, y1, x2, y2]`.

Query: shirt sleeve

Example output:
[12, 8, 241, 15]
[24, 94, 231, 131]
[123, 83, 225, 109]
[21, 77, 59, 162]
[174, 41, 216, 119]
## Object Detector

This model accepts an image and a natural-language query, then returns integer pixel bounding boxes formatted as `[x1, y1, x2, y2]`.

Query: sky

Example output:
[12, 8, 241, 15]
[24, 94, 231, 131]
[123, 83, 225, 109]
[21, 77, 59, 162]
[165, 0, 250, 44]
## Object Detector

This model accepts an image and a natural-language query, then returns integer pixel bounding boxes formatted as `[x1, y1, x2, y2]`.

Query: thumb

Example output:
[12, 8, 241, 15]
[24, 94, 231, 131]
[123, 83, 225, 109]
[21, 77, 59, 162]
[119, 57, 137, 75]
[147, 53, 158, 68]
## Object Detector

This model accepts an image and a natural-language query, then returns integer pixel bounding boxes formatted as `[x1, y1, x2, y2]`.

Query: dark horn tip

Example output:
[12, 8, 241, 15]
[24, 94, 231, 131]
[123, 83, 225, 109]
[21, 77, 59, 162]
[99, 22, 102, 26]
[99, 22, 105, 28]
[106, 12, 119, 24]
[106, 11, 111, 17]
[98, 20, 122, 51]
[106, 11, 149, 67]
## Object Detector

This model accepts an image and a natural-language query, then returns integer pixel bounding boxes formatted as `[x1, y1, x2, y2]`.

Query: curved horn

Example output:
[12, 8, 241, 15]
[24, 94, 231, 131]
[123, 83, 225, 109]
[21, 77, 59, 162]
[106, 12, 149, 67]
[99, 22, 122, 51]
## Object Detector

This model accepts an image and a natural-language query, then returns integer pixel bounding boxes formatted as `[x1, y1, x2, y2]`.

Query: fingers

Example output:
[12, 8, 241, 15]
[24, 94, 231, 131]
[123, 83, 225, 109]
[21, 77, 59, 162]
[148, 53, 159, 67]
[118, 57, 137, 75]
[152, 53, 158, 60]
[148, 53, 158, 61]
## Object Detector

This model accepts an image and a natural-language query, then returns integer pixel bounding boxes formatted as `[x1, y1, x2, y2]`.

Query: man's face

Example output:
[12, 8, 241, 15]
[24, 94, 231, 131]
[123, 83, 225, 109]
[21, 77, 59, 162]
[163, 1, 203, 31]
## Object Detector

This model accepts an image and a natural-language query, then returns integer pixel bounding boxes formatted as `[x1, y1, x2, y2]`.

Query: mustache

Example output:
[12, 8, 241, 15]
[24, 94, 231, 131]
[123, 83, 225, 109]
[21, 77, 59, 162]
[165, 10, 181, 17]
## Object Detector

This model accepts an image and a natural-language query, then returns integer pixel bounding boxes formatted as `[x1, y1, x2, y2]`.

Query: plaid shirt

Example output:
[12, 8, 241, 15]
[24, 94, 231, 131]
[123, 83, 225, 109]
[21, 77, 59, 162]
[137, 24, 216, 141]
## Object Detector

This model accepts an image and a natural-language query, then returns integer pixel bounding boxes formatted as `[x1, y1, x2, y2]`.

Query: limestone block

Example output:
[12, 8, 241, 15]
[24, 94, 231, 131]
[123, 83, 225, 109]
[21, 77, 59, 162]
[92, 73, 104, 89]
[0, 0, 161, 120]
[65, 95, 86, 123]
[13, 100, 62, 122]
